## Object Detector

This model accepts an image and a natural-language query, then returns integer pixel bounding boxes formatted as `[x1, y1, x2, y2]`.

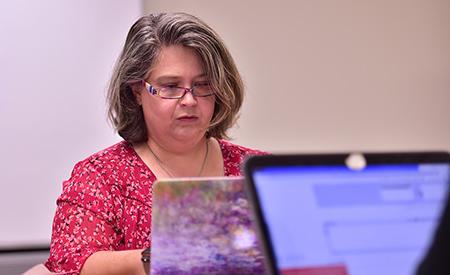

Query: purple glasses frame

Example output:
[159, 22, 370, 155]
[129, 80, 214, 99]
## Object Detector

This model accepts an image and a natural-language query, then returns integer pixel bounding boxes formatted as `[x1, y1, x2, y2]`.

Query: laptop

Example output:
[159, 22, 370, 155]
[150, 177, 265, 274]
[244, 152, 450, 275]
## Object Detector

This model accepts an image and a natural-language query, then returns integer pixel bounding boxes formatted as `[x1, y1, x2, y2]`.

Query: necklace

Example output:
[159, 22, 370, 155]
[146, 139, 209, 178]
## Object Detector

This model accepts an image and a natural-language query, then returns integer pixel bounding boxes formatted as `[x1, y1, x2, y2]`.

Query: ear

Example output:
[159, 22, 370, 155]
[130, 82, 143, 105]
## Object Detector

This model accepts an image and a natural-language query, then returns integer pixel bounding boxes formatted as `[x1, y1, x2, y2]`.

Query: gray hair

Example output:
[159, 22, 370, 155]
[107, 12, 244, 143]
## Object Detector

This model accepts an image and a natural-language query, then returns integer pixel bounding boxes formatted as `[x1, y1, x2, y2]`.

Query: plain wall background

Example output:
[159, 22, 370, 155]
[0, 0, 449, 247]
[0, 0, 141, 247]
[145, 0, 450, 152]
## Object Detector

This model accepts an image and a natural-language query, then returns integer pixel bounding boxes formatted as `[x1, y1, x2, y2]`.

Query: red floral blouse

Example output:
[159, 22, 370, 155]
[45, 139, 265, 274]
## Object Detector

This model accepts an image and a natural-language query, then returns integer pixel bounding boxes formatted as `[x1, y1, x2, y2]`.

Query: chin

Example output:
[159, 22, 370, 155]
[172, 129, 206, 142]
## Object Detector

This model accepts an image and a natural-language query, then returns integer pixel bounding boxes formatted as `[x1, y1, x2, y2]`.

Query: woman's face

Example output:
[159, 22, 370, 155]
[135, 45, 215, 148]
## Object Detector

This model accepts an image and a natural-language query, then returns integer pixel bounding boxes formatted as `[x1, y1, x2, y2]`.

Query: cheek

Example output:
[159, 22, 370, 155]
[204, 99, 216, 120]
[142, 100, 172, 125]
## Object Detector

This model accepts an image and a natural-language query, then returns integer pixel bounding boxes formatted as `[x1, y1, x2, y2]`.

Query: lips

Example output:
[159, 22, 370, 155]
[177, 115, 199, 121]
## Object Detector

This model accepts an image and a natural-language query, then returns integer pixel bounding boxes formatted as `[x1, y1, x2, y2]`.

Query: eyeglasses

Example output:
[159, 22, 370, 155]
[142, 80, 214, 99]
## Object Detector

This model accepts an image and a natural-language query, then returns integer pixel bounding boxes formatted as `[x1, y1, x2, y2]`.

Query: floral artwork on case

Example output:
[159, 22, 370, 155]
[150, 177, 266, 274]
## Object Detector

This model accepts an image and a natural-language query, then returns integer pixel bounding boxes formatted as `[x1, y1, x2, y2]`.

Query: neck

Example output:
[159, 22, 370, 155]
[148, 136, 207, 157]
[146, 137, 209, 178]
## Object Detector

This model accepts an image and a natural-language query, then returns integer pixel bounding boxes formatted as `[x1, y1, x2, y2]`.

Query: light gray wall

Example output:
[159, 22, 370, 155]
[0, 1, 141, 247]
[1, 0, 449, 249]
[144, 0, 450, 153]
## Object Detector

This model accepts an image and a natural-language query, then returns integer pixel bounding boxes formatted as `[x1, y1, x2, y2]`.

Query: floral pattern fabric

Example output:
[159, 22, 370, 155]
[44, 139, 265, 274]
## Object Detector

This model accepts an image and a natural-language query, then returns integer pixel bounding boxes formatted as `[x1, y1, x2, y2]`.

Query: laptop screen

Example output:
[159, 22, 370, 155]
[249, 157, 450, 275]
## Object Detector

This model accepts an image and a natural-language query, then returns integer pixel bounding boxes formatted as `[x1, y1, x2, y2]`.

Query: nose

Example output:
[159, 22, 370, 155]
[179, 88, 198, 106]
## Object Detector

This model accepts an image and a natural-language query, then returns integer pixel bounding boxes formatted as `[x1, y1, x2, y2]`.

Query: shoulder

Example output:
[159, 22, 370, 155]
[218, 139, 268, 158]
[61, 140, 144, 194]
[58, 140, 151, 212]
[71, 140, 136, 174]
[81, 140, 135, 165]
[218, 139, 268, 176]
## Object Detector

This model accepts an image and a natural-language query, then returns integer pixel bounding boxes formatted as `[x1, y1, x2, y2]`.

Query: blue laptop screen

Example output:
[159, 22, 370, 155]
[253, 163, 450, 275]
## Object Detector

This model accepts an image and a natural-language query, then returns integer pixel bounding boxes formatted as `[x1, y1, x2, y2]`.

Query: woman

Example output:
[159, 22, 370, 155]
[44, 12, 265, 274]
